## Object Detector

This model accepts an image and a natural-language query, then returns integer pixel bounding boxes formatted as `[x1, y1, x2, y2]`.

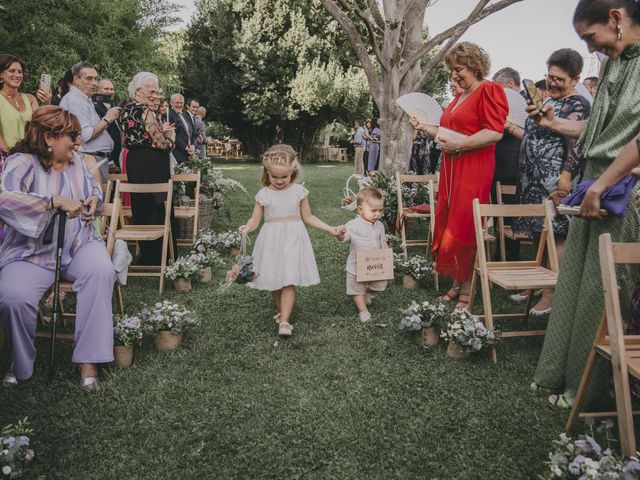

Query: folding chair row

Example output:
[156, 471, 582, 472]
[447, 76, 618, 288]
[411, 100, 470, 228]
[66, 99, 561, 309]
[495, 182, 534, 262]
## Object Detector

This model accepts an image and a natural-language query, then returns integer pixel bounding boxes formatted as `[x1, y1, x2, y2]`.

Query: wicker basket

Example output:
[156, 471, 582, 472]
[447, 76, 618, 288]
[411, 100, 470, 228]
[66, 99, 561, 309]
[175, 197, 217, 241]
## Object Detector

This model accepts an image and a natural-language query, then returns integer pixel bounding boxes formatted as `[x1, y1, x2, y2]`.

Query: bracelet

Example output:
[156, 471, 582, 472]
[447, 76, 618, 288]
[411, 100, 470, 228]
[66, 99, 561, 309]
[103, 118, 111, 126]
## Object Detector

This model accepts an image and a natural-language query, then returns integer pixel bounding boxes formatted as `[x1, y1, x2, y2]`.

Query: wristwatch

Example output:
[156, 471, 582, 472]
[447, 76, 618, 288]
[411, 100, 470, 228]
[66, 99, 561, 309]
[453, 146, 462, 156]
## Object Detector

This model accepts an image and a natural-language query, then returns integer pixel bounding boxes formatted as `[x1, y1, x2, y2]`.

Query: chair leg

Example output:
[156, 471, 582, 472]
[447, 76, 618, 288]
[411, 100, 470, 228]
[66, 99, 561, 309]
[468, 270, 478, 313]
[566, 346, 598, 433]
[479, 273, 496, 363]
[115, 284, 125, 316]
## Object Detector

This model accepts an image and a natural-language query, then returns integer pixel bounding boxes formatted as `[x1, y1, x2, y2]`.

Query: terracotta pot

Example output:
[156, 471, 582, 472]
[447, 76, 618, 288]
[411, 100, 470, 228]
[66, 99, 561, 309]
[199, 266, 212, 283]
[154, 331, 183, 351]
[173, 277, 192, 293]
[447, 342, 470, 360]
[113, 345, 133, 368]
[402, 274, 420, 290]
[229, 247, 241, 256]
[421, 326, 439, 346]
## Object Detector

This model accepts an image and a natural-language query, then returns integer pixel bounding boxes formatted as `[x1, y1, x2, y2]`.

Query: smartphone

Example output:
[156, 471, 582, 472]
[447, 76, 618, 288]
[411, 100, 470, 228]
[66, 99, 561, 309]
[39, 73, 51, 92]
[522, 79, 544, 111]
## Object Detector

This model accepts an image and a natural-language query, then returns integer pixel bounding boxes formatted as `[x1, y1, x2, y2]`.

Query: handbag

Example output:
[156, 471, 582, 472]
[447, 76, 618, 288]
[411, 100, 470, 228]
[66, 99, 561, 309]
[561, 175, 638, 217]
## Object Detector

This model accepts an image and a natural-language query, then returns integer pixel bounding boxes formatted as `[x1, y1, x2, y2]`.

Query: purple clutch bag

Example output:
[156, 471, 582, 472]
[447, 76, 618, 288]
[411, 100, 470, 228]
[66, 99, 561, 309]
[561, 175, 638, 217]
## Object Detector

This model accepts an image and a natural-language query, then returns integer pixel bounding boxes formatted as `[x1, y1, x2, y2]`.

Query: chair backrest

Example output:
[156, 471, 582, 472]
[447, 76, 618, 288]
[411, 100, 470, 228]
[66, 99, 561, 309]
[395, 172, 438, 214]
[116, 181, 172, 194]
[472, 198, 559, 272]
[99, 198, 121, 256]
[495, 181, 517, 205]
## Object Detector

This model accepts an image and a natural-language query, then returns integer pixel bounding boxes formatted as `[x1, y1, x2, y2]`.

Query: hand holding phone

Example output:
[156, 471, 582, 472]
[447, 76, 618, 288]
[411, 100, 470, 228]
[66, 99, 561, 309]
[39, 74, 51, 93]
[522, 79, 544, 111]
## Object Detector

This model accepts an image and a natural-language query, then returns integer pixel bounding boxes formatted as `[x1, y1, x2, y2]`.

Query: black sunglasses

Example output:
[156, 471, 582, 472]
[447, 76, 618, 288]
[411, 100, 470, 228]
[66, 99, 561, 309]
[50, 130, 81, 141]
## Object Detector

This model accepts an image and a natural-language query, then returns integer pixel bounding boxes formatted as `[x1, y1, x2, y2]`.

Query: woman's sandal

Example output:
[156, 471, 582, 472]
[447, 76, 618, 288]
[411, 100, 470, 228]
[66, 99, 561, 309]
[548, 393, 570, 409]
[453, 295, 470, 313]
[80, 376, 101, 393]
[438, 285, 461, 303]
[278, 322, 292, 337]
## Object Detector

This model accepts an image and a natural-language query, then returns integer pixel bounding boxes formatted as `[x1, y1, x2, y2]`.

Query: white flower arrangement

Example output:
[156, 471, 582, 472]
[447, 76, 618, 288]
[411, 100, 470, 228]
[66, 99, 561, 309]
[140, 300, 198, 335]
[113, 315, 144, 346]
[0, 419, 34, 479]
[189, 249, 223, 269]
[165, 255, 203, 281]
[213, 230, 242, 252]
[440, 310, 498, 353]
[193, 230, 217, 254]
[394, 254, 434, 282]
[541, 420, 640, 479]
[399, 300, 449, 331]
[385, 233, 403, 254]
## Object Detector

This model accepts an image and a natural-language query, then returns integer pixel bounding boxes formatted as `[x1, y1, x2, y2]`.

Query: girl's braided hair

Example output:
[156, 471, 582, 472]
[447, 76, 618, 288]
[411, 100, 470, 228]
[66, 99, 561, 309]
[260, 144, 301, 186]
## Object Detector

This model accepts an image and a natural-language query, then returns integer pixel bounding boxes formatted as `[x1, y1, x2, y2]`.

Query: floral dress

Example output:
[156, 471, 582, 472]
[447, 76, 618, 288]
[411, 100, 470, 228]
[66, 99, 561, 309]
[512, 95, 591, 237]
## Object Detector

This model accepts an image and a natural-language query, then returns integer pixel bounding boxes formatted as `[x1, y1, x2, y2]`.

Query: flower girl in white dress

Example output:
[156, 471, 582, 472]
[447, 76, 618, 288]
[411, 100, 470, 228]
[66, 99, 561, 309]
[239, 144, 340, 337]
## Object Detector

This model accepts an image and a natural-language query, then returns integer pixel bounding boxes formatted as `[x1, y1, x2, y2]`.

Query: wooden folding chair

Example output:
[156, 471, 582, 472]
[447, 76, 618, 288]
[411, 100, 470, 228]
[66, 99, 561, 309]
[395, 172, 438, 259]
[566, 233, 640, 456]
[495, 182, 533, 262]
[468, 199, 559, 363]
[114, 180, 175, 294]
[172, 172, 201, 247]
[37, 199, 125, 340]
[106, 173, 131, 224]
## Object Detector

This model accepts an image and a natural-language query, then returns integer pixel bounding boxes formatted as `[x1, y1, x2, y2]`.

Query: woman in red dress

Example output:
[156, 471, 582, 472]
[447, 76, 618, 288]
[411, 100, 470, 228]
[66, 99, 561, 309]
[411, 42, 508, 311]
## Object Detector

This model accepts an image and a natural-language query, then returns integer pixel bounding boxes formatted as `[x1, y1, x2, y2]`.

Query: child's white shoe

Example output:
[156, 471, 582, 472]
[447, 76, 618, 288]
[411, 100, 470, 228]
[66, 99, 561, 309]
[278, 322, 293, 336]
[359, 311, 372, 322]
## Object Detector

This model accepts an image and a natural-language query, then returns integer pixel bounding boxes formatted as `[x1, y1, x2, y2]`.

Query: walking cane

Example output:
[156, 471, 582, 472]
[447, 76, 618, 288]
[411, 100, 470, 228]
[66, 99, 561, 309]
[43, 209, 67, 381]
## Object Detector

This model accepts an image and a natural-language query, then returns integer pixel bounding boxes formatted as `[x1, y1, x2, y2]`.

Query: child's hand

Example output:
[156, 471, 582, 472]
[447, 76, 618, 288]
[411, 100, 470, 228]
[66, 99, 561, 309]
[238, 225, 248, 234]
[330, 226, 345, 238]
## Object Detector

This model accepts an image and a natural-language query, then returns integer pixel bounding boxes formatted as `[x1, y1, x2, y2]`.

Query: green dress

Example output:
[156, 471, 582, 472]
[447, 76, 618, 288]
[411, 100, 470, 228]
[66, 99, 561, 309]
[534, 44, 640, 407]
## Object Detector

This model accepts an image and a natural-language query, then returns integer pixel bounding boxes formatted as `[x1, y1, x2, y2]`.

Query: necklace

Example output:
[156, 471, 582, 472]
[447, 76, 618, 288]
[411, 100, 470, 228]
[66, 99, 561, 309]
[1, 90, 20, 109]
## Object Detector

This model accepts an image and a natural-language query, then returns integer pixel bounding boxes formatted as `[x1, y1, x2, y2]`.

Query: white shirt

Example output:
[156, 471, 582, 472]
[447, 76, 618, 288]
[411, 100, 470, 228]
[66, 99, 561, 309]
[343, 215, 386, 275]
[60, 86, 113, 154]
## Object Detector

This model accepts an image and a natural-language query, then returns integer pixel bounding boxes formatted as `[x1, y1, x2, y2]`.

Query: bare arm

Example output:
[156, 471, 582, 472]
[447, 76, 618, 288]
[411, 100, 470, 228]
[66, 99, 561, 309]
[239, 202, 264, 234]
[579, 135, 640, 219]
[505, 121, 524, 141]
[526, 103, 587, 139]
[300, 197, 339, 235]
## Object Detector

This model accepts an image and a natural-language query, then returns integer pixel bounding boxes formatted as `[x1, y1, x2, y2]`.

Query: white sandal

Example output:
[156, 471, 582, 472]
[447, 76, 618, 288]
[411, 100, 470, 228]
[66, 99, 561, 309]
[278, 322, 293, 337]
[80, 376, 101, 393]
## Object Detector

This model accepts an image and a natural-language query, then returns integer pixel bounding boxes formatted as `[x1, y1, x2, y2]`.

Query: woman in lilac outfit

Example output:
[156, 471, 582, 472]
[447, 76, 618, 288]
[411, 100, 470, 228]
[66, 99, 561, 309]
[0, 106, 115, 391]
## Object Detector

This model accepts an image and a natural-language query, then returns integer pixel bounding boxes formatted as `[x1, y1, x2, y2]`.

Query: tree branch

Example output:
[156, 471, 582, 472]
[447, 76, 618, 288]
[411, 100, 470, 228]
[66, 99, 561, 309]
[349, 1, 386, 70]
[319, 0, 382, 104]
[369, 0, 385, 31]
[402, 0, 524, 74]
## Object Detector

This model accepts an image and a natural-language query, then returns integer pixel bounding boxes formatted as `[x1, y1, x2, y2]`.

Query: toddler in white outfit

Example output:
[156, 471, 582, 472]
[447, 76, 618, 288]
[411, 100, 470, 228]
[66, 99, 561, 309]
[338, 187, 388, 322]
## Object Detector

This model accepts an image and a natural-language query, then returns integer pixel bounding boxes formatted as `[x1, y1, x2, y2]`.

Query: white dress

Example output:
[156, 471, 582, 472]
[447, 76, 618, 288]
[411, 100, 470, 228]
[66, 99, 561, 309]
[250, 183, 320, 291]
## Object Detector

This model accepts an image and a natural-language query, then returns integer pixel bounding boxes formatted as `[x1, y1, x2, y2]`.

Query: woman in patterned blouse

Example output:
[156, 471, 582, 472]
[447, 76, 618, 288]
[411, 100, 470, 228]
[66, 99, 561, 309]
[0, 106, 114, 390]
[119, 72, 176, 265]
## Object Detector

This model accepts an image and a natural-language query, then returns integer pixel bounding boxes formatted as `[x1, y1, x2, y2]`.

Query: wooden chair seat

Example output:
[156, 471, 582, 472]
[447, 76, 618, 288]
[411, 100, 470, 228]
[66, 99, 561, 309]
[115, 228, 165, 242]
[483, 264, 557, 290]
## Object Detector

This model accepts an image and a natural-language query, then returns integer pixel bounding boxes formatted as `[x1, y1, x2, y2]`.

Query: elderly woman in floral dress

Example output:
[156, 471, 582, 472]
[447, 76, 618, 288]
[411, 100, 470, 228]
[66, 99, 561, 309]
[0, 106, 115, 391]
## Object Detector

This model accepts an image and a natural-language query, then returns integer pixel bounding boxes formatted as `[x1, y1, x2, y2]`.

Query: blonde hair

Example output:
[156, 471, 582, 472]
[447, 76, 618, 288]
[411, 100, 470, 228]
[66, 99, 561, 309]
[357, 187, 383, 206]
[445, 42, 491, 80]
[260, 144, 301, 186]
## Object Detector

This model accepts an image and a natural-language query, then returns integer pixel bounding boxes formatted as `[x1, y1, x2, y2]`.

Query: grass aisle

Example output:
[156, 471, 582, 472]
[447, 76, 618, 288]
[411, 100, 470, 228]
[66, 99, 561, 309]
[0, 161, 569, 479]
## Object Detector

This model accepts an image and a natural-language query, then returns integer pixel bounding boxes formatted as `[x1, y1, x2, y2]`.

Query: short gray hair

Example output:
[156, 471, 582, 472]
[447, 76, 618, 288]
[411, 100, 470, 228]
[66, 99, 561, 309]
[71, 61, 95, 78]
[493, 67, 521, 88]
[127, 72, 158, 99]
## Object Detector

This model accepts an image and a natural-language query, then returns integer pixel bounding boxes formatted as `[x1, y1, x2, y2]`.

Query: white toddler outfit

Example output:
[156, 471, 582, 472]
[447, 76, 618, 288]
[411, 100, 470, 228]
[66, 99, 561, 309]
[343, 215, 388, 296]
[249, 183, 320, 291]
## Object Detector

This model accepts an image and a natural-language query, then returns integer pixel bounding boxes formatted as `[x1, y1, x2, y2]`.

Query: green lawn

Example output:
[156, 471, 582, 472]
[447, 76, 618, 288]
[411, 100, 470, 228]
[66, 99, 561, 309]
[0, 160, 574, 479]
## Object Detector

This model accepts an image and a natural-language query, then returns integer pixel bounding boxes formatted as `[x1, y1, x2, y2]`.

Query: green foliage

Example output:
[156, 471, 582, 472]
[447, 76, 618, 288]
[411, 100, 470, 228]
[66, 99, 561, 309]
[0, 0, 180, 98]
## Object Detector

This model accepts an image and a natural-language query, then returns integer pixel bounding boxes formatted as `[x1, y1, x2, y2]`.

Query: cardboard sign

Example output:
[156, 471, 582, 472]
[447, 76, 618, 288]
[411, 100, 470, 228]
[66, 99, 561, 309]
[356, 248, 395, 282]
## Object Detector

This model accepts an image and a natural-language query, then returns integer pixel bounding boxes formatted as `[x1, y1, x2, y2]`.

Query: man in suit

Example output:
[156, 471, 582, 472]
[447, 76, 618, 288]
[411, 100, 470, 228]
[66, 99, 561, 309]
[169, 93, 194, 164]
[185, 99, 200, 147]
[93, 79, 122, 171]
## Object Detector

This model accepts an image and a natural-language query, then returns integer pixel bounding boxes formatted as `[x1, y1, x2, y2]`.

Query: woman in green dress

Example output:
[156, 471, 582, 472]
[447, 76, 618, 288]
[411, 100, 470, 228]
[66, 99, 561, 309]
[529, 0, 640, 408]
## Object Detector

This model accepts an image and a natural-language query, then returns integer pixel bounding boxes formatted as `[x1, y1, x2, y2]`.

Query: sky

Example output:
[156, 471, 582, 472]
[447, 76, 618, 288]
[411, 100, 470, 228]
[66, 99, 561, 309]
[174, 0, 600, 82]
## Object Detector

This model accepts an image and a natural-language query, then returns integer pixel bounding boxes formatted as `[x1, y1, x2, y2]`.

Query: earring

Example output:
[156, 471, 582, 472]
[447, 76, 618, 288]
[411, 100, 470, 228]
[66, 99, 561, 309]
[617, 23, 623, 41]
[47, 145, 53, 153]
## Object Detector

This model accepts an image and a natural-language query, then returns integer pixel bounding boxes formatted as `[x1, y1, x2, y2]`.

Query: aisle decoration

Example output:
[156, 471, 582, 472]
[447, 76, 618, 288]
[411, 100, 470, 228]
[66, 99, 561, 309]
[399, 300, 449, 346]
[220, 233, 257, 290]
[0, 418, 34, 478]
[113, 315, 144, 368]
[540, 420, 640, 479]
[440, 310, 498, 359]
[369, 171, 430, 231]
[141, 300, 198, 351]
[189, 250, 222, 283]
[165, 256, 203, 293]
[385, 233, 403, 254]
[394, 254, 434, 289]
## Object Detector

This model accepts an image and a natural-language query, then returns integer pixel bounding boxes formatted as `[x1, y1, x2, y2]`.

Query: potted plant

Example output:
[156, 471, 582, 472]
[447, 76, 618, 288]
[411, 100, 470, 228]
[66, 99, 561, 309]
[394, 254, 434, 289]
[113, 315, 144, 368]
[541, 420, 640, 479]
[165, 255, 202, 292]
[141, 300, 198, 351]
[399, 300, 450, 346]
[385, 233, 404, 255]
[213, 230, 242, 256]
[189, 250, 222, 283]
[440, 310, 498, 359]
[0, 418, 35, 478]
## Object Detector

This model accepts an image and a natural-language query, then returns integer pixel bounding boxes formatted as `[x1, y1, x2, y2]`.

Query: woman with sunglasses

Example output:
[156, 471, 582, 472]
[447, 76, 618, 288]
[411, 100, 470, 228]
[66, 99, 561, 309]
[0, 106, 115, 392]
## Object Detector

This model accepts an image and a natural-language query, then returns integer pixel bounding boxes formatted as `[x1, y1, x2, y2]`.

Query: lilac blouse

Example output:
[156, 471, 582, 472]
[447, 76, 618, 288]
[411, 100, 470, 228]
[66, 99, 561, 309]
[0, 152, 103, 270]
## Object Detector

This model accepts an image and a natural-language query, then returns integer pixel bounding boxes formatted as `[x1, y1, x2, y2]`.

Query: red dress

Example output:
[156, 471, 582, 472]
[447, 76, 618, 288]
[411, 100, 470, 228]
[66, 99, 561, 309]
[432, 81, 508, 282]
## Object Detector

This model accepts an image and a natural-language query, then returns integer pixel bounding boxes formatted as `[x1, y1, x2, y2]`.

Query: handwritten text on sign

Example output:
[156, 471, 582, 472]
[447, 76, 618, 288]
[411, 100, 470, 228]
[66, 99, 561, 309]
[356, 248, 395, 282]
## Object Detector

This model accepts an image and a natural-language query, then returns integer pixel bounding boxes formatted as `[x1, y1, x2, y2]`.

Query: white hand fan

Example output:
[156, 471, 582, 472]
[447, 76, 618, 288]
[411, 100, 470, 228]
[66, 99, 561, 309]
[396, 92, 443, 126]
[575, 82, 594, 105]
[503, 88, 528, 128]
